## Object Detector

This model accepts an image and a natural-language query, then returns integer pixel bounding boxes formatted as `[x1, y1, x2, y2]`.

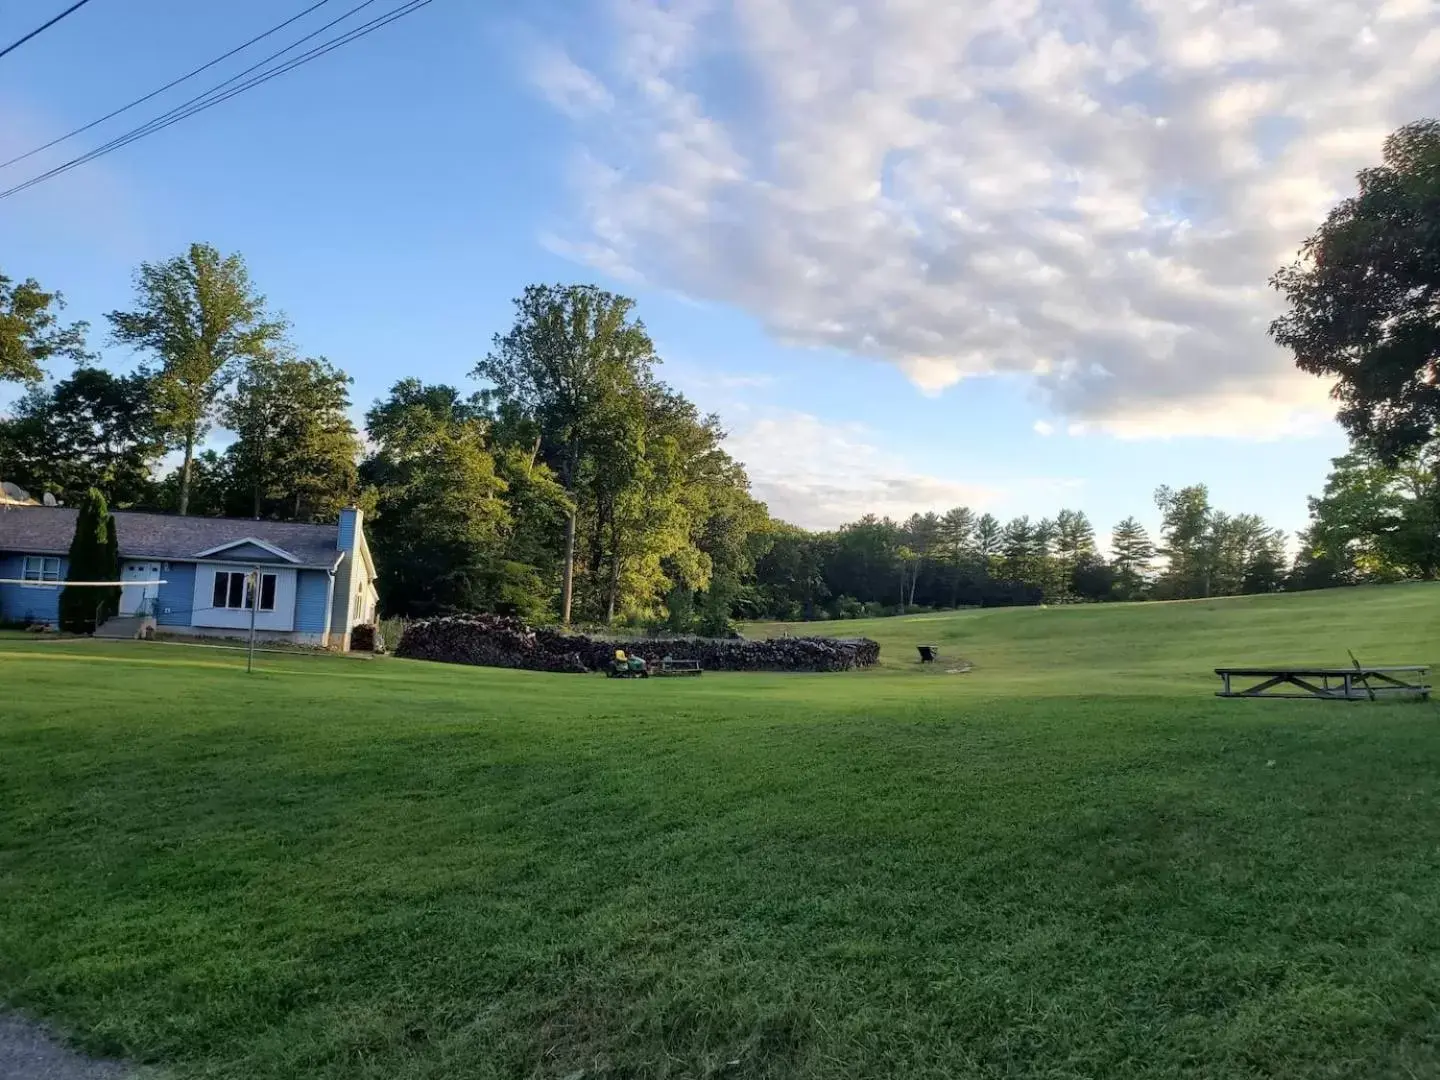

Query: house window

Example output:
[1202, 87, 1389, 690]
[211, 571, 277, 611]
[21, 556, 60, 587]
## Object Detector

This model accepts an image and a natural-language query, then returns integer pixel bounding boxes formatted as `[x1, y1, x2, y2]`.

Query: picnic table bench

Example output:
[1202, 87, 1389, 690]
[1215, 665, 1430, 701]
[659, 657, 702, 676]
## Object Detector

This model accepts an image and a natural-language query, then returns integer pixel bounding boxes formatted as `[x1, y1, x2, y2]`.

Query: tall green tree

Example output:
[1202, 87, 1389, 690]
[0, 367, 164, 505]
[0, 270, 90, 385]
[1271, 120, 1440, 463]
[107, 244, 285, 514]
[475, 284, 657, 624]
[360, 381, 510, 617]
[901, 512, 941, 608]
[1296, 441, 1440, 583]
[145, 450, 231, 517]
[938, 505, 976, 607]
[492, 444, 571, 602]
[1053, 510, 1096, 577]
[1154, 484, 1214, 598]
[58, 488, 120, 633]
[219, 354, 362, 521]
[753, 524, 830, 620]
[1110, 517, 1155, 599]
[1000, 516, 1040, 585]
[974, 513, 1003, 568]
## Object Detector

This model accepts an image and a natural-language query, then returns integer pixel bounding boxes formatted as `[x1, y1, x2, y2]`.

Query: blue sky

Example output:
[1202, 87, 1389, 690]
[5, 0, 1426, 541]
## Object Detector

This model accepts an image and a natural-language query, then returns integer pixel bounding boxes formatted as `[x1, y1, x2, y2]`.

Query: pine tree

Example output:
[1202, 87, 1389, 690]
[1110, 517, 1155, 600]
[58, 488, 120, 633]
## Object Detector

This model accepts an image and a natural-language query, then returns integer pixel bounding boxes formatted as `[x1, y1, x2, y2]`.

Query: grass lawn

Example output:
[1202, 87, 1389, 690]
[3, 585, 1440, 1078]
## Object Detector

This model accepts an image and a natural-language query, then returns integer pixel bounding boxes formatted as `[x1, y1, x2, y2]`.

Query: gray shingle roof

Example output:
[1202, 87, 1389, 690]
[0, 506, 343, 566]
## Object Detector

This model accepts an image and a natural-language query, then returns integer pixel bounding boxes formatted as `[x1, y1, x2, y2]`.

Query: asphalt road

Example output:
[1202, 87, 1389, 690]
[0, 1015, 131, 1080]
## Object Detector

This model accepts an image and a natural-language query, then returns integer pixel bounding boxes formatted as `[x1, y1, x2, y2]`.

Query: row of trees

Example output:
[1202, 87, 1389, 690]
[7, 114, 1440, 633]
[746, 491, 1292, 621]
[0, 253, 767, 628]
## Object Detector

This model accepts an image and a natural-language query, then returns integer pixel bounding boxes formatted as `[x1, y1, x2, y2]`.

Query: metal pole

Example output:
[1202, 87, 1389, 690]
[247, 566, 258, 674]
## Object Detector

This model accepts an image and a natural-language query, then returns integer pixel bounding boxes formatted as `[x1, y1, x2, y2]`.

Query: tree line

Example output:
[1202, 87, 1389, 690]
[6, 119, 1440, 635]
[747, 488, 1296, 621]
[0, 251, 770, 629]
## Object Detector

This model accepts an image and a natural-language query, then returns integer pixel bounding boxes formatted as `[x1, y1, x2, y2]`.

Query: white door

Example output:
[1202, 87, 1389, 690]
[119, 562, 161, 615]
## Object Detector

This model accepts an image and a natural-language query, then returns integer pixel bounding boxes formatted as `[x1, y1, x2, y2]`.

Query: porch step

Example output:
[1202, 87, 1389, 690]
[94, 614, 156, 640]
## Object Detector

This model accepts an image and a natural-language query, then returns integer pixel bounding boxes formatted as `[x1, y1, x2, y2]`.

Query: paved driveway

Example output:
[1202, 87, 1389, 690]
[0, 1015, 132, 1080]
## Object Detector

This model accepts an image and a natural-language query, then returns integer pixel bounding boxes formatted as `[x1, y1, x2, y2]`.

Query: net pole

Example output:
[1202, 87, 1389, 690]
[247, 567, 259, 674]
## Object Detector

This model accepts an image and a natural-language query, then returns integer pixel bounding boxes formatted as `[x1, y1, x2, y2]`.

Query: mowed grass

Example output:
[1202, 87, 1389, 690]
[3, 586, 1440, 1079]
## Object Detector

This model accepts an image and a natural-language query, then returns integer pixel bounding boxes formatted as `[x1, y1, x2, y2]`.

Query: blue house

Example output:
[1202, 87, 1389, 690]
[0, 505, 377, 650]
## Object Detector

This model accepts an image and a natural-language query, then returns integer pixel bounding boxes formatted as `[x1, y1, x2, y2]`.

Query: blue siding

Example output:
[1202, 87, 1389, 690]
[294, 569, 332, 634]
[0, 553, 67, 626]
[204, 541, 296, 564]
[337, 509, 357, 552]
[155, 562, 197, 627]
[330, 508, 359, 637]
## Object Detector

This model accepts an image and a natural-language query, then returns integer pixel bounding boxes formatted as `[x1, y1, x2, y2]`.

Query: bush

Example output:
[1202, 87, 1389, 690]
[377, 616, 408, 652]
[351, 624, 381, 652]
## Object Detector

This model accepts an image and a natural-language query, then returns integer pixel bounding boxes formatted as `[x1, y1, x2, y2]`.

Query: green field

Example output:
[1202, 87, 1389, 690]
[3, 585, 1440, 1079]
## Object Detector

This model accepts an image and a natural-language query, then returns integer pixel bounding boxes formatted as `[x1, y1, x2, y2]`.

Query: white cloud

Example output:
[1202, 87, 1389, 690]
[527, 45, 614, 118]
[531, 0, 1439, 438]
[725, 411, 996, 528]
[1033, 420, 1055, 437]
[725, 410, 1076, 529]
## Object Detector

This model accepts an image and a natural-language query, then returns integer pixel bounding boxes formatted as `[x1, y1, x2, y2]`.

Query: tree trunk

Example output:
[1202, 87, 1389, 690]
[178, 426, 196, 515]
[606, 519, 621, 624]
[909, 558, 921, 608]
[560, 508, 577, 626]
[899, 567, 907, 614]
[559, 444, 579, 626]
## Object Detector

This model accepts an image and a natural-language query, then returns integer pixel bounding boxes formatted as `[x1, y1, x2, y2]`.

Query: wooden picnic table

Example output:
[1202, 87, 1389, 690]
[917, 644, 939, 663]
[1215, 665, 1430, 701]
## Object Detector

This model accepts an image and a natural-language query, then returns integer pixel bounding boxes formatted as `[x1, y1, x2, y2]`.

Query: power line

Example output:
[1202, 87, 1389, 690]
[1, 0, 383, 178]
[1, 0, 339, 170]
[0, 0, 98, 61]
[0, 0, 433, 201]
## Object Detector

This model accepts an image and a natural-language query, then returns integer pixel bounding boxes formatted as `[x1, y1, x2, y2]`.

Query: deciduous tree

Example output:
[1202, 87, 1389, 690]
[219, 354, 362, 521]
[475, 284, 657, 624]
[108, 244, 285, 514]
[360, 381, 509, 617]
[0, 367, 164, 505]
[0, 270, 89, 385]
[1271, 120, 1440, 462]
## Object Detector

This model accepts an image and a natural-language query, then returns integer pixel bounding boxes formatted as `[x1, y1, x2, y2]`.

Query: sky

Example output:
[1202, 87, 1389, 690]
[3, 0, 1436, 541]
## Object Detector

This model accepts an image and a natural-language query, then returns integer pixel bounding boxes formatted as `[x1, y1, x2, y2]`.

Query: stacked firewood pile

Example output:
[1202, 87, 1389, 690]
[395, 614, 879, 673]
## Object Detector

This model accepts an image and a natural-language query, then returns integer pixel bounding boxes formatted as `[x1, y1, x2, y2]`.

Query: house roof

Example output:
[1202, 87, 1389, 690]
[0, 506, 345, 567]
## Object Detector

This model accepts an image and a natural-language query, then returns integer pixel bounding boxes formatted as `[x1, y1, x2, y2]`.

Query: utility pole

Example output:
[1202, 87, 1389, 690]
[247, 566, 259, 674]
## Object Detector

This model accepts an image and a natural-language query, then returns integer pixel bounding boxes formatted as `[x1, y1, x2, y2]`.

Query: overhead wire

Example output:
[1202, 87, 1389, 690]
[0, 0, 388, 192]
[0, 0, 434, 201]
[0, 0, 98, 62]
[1, 0, 338, 170]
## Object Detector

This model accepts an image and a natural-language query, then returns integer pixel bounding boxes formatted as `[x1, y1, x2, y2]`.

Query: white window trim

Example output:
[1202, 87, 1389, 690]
[210, 570, 278, 612]
[21, 556, 60, 587]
